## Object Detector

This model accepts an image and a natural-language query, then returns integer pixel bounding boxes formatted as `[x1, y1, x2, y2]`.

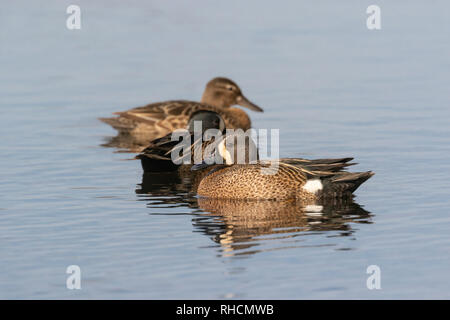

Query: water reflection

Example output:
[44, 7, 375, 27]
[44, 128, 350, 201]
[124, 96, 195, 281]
[135, 172, 198, 207]
[196, 198, 372, 257]
[136, 171, 373, 257]
[101, 133, 148, 153]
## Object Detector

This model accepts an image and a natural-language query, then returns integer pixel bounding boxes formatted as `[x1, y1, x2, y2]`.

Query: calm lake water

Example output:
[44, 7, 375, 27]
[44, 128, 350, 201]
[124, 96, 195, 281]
[1, 1, 449, 299]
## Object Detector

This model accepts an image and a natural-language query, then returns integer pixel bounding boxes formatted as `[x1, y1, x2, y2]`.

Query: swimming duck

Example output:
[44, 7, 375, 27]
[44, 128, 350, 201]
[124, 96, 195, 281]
[135, 110, 226, 172]
[192, 138, 374, 200]
[100, 77, 262, 141]
[194, 161, 374, 201]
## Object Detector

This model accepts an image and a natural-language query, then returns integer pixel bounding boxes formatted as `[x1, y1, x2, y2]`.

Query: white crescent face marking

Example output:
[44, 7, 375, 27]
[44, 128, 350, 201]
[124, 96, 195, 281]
[218, 139, 233, 165]
[302, 179, 323, 194]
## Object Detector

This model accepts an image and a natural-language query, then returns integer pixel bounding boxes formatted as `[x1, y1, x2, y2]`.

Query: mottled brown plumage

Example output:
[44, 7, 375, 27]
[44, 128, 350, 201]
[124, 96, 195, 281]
[197, 162, 314, 200]
[195, 159, 373, 201]
[99, 78, 262, 141]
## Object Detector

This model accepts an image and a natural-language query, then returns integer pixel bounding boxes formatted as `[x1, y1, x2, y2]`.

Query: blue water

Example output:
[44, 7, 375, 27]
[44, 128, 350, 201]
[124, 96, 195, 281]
[1, 1, 449, 299]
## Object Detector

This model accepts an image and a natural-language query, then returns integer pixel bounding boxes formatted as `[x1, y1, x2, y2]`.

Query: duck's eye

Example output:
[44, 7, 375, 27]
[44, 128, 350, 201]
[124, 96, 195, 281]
[227, 86, 234, 91]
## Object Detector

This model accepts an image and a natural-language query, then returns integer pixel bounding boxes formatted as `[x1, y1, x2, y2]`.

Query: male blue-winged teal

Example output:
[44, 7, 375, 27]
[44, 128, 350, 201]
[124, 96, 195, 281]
[100, 77, 262, 141]
[192, 135, 374, 201]
[135, 110, 226, 172]
[194, 160, 374, 201]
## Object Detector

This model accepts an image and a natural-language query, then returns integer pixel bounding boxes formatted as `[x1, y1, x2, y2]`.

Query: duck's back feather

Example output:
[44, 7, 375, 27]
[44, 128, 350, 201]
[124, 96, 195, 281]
[100, 100, 251, 139]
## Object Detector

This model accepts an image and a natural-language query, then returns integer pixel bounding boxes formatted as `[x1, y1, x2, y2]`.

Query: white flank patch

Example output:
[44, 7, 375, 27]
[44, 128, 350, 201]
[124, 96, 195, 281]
[305, 205, 323, 213]
[302, 179, 323, 194]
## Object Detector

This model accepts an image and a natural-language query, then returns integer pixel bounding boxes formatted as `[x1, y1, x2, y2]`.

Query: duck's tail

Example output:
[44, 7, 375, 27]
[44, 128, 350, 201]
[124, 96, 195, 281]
[321, 171, 375, 195]
[99, 116, 136, 132]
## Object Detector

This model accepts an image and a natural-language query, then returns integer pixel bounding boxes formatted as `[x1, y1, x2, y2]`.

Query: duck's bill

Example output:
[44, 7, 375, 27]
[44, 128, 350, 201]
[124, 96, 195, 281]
[236, 95, 263, 112]
[191, 161, 213, 171]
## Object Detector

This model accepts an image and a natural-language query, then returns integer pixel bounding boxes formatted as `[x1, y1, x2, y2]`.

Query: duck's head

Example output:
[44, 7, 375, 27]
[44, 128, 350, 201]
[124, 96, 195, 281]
[191, 130, 259, 170]
[216, 131, 259, 165]
[201, 77, 263, 112]
[188, 110, 225, 134]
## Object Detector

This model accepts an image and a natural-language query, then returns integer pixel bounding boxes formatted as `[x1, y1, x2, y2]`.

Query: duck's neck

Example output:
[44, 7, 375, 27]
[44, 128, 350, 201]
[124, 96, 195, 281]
[201, 92, 227, 108]
[222, 107, 251, 131]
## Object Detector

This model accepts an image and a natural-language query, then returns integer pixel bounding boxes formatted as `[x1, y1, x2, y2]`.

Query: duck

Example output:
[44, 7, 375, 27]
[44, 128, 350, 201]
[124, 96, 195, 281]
[192, 134, 374, 201]
[99, 77, 262, 141]
[135, 110, 226, 172]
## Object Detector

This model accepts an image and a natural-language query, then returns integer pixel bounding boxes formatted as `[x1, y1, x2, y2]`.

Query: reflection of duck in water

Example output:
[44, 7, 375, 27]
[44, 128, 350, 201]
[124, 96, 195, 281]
[100, 77, 262, 149]
[196, 198, 372, 256]
[135, 171, 199, 208]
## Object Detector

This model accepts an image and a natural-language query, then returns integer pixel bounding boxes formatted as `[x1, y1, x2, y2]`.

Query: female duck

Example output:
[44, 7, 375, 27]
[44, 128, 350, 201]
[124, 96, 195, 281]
[100, 77, 262, 140]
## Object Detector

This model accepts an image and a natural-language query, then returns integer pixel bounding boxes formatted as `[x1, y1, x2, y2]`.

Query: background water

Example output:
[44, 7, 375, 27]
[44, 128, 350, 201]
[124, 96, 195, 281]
[1, 0, 449, 299]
